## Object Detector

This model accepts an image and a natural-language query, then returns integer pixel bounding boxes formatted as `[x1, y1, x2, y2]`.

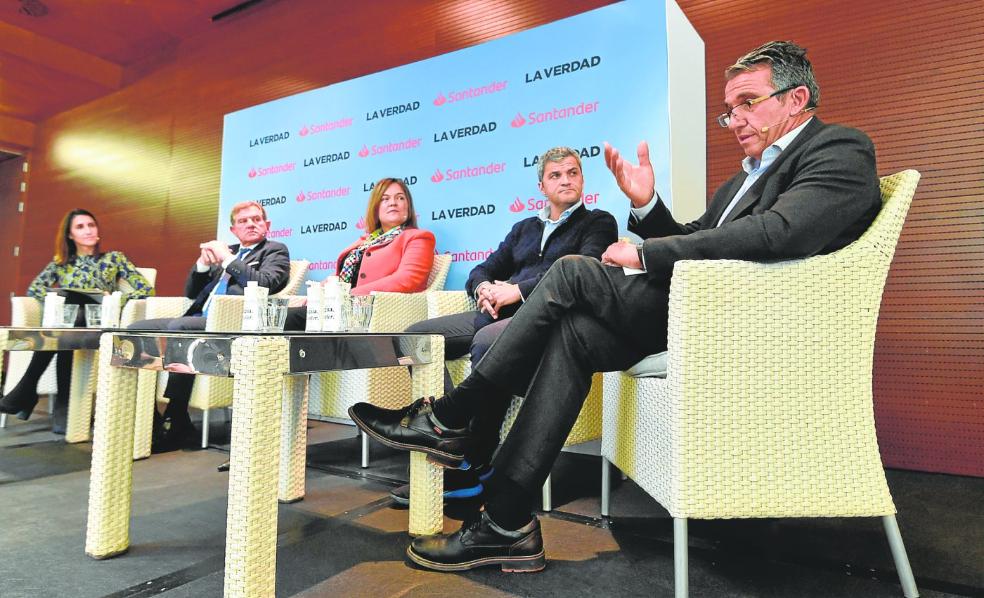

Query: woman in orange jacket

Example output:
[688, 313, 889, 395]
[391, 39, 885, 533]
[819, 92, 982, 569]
[284, 177, 435, 328]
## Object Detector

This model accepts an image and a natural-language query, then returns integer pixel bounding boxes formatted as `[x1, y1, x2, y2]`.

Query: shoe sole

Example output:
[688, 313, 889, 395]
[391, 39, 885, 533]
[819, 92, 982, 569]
[348, 406, 467, 468]
[406, 546, 546, 573]
[390, 483, 483, 506]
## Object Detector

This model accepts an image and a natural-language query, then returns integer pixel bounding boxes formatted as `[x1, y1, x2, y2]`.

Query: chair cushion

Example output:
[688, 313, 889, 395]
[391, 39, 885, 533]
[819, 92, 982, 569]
[625, 351, 668, 378]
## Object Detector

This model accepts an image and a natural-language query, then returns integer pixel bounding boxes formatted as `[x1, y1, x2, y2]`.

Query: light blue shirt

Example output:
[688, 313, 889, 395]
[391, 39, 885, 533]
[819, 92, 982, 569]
[538, 200, 582, 251]
[629, 116, 814, 227]
[715, 117, 813, 226]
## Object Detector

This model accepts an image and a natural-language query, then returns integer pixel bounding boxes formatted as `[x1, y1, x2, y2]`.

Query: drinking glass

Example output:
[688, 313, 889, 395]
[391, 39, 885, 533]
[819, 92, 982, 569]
[84, 304, 102, 328]
[59, 304, 80, 328]
[263, 297, 290, 332]
[347, 295, 374, 332]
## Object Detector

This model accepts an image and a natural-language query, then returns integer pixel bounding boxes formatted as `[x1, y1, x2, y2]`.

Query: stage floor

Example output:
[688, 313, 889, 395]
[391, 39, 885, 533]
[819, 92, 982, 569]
[0, 411, 980, 597]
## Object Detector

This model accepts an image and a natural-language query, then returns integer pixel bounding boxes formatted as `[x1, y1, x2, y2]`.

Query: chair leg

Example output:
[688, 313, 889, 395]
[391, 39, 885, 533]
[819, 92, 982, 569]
[542, 473, 552, 512]
[201, 409, 210, 449]
[600, 457, 611, 517]
[360, 430, 369, 468]
[674, 518, 688, 598]
[883, 515, 919, 598]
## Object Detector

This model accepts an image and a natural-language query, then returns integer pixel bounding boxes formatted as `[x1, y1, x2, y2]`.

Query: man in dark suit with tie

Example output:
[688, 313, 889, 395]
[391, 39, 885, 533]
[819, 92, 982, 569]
[349, 41, 884, 572]
[131, 200, 290, 451]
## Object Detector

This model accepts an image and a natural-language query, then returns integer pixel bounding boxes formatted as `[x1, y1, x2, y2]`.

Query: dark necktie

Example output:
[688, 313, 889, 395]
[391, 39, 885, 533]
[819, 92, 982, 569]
[203, 246, 251, 316]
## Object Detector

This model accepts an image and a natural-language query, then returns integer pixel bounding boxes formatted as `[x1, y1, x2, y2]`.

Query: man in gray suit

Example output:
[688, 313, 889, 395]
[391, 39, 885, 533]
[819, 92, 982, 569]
[350, 41, 882, 572]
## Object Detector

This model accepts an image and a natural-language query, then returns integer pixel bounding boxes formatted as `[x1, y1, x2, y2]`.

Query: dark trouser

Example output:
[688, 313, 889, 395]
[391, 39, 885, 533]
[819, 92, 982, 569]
[128, 316, 207, 415]
[284, 305, 305, 331]
[406, 312, 513, 465]
[444, 255, 670, 496]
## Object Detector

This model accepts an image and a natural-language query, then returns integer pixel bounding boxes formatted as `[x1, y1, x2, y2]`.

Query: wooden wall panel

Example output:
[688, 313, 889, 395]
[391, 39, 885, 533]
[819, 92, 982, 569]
[18, 0, 612, 298]
[0, 155, 26, 325]
[14, 0, 984, 475]
[678, 0, 984, 476]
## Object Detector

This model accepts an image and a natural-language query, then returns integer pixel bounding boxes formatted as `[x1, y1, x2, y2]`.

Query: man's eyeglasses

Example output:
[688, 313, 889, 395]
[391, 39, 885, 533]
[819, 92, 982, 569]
[716, 86, 796, 128]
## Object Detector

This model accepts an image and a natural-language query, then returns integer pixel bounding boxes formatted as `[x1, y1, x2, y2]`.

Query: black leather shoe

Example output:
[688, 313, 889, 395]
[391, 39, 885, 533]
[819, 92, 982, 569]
[217, 460, 230, 472]
[407, 511, 545, 572]
[348, 398, 473, 468]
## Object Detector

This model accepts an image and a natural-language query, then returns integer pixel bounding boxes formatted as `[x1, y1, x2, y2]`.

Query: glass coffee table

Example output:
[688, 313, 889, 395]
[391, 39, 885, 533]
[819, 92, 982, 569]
[83, 330, 448, 598]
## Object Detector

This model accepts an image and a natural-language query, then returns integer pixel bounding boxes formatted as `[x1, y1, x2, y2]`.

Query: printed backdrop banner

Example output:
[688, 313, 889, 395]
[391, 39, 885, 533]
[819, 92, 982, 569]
[219, 0, 677, 290]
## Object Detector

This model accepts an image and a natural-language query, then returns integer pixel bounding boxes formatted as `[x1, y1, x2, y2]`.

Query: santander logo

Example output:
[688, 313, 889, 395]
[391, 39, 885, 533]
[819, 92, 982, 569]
[296, 191, 306, 203]
[248, 162, 296, 179]
[356, 216, 366, 230]
[509, 192, 600, 214]
[431, 169, 445, 183]
[358, 145, 370, 158]
[299, 117, 354, 138]
[433, 93, 447, 106]
[512, 101, 600, 128]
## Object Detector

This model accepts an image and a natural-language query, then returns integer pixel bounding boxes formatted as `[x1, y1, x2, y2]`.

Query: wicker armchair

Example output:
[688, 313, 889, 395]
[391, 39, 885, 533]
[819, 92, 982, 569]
[308, 254, 452, 464]
[1, 268, 157, 442]
[600, 170, 921, 598]
[131, 260, 309, 458]
[425, 289, 604, 511]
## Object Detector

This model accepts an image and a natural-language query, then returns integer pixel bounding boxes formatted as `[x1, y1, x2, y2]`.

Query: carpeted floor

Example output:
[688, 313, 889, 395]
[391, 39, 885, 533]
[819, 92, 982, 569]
[0, 411, 980, 598]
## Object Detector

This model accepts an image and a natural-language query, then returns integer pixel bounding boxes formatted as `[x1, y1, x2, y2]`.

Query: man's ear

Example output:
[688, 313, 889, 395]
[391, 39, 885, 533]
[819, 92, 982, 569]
[538, 181, 546, 196]
[791, 86, 811, 114]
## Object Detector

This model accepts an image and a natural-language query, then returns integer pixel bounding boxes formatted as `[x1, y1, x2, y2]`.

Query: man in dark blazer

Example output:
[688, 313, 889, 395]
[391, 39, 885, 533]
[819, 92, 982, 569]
[350, 41, 882, 572]
[131, 200, 290, 451]
[389, 146, 617, 504]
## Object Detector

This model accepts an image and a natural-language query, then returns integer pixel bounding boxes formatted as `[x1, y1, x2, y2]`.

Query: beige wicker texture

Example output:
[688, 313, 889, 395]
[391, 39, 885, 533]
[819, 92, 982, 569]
[427, 290, 604, 448]
[3, 267, 155, 436]
[601, 170, 920, 521]
[224, 336, 289, 598]
[408, 334, 446, 536]
[85, 332, 139, 559]
[64, 350, 97, 443]
[279, 259, 312, 297]
[131, 295, 193, 459]
[309, 254, 452, 419]
[279, 373, 309, 503]
[499, 373, 603, 446]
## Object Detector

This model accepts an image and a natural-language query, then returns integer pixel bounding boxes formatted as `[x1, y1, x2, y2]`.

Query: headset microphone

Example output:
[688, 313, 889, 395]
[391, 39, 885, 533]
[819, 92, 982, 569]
[760, 107, 815, 134]
[760, 117, 788, 134]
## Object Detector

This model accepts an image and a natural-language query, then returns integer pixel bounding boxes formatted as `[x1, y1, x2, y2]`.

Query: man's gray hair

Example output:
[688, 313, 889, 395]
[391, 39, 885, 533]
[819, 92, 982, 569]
[726, 41, 820, 110]
[537, 146, 583, 181]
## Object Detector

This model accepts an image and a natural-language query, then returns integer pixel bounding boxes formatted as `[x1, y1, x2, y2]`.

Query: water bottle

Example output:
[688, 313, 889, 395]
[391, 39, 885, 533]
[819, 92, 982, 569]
[305, 280, 323, 332]
[321, 276, 344, 332]
[101, 291, 122, 328]
[42, 292, 64, 327]
[241, 281, 268, 331]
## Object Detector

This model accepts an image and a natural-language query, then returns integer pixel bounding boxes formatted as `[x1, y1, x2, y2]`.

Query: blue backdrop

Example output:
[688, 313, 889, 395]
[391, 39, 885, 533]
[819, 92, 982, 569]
[219, 0, 671, 290]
